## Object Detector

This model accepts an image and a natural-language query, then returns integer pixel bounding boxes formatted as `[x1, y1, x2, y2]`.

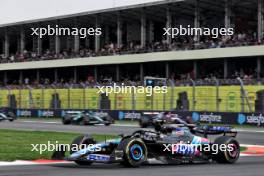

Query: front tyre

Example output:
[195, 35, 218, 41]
[118, 138, 147, 167]
[213, 136, 240, 164]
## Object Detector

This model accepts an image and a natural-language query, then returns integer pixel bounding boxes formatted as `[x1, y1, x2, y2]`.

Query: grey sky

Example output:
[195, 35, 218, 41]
[0, 0, 161, 25]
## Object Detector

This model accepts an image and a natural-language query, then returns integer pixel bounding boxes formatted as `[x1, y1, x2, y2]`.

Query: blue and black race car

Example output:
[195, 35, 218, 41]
[52, 124, 240, 167]
[62, 111, 114, 126]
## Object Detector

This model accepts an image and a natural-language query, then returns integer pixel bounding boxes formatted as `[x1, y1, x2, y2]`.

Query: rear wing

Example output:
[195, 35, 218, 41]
[142, 112, 160, 116]
[194, 125, 237, 138]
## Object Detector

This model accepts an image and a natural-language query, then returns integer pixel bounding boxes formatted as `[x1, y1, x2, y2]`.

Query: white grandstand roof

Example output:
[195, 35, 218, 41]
[0, 0, 182, 27]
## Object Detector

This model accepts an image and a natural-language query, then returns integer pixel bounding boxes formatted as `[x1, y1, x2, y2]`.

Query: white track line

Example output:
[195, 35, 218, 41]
[0, 144, 263, 167]
[0, 160, 70, 166]
[21, 121, 60, 124]
[1, 152, 264, 167]
[241, 144, 264, 148]
[235, 129, 264, 133]
[20, 120, 138, 127]
[112, 124, 138, 127]
[0, 160, 69, 166]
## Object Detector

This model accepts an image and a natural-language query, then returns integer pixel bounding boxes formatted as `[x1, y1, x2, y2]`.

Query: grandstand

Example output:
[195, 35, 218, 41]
[0, 0, 264, 114]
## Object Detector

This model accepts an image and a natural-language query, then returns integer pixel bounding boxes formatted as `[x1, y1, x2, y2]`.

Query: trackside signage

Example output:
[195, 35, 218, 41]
[14, 109, 264, 126]
[237, 113, 264, 126]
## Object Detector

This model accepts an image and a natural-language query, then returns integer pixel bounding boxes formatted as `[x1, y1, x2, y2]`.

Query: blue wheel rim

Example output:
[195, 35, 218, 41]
[130, 144, 143, 161]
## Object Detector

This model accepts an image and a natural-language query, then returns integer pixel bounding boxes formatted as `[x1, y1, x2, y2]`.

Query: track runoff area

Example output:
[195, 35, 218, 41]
[0, 127, 264, 176]
[0, 119, 264, 176]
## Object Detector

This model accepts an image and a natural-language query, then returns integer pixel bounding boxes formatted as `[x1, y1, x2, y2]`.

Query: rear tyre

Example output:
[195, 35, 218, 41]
[8, 112, 16, 121]
[213, 136, 240, 164]
[107, 115, 115, 123]
[62, 115, 72, 125]
[70, 135, 96, 165]
[104, 122, 111, 126]
[118, 138, 147, 167]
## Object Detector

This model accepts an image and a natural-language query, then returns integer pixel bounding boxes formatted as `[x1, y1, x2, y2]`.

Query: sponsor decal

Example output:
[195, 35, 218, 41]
[237, 114, 246, 125]
[38, 110, 54, 117]
[172, 142, 196, 155]
[61, 110, 65, 117]
[247, 114, 264, 125]
[118, 111, 124, 120]
[238, 113, 264, 126]
[192, 112, 200, 122]
[119, 111, 141, 120]
[124, 112, 141, 120]
[87, 154, 110, 161]
[16, 110, 32, 117]
[200, 113, 222, 123]
[192, 112, 222, 123]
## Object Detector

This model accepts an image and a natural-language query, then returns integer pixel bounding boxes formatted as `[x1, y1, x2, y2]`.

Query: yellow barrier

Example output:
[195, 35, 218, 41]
[0, 86, 264, 112]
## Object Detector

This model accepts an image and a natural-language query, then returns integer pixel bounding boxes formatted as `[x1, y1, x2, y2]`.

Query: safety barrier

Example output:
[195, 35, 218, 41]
[0, 85, 264, 113]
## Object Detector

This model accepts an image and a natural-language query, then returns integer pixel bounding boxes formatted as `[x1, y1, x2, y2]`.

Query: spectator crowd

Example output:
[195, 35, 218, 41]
[0, 31, 263, 89]
[0, 32, 263, 63]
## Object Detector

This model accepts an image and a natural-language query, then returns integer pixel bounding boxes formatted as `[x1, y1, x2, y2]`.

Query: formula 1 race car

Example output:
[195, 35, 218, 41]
[0, 108, 16, 122]
[52, 124, 240, 167]
[62, 111, 114, 126]
[139, 112, 194, 129]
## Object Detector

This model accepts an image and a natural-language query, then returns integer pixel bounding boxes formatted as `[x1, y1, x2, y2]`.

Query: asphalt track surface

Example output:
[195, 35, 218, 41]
[0, 120, 264, 176]
[0, 120, 264, 145]
[0, 156, 264, 176]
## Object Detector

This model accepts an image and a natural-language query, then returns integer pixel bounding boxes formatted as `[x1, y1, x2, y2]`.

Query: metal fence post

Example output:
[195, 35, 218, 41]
[67, 87, 70, 109]
[170, 83, 175, 111]
[241, 86, 245, 112]
[19, 87, 22, 109]
[54, 86, 58, 110]
[214, 78, 220, 112]
[83, 86, 86, 109]
[132, 90, 136, 111]
[190, 79, 196, 111]
[41, 86, 44, 109]
[97, 90, 100, 110]
[151, 89, 154, 111]
[114, 93, 117, 110]
[7, 87, 11, 108]
[28, 86, 33, 109]
[163, 90, 166, 111]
